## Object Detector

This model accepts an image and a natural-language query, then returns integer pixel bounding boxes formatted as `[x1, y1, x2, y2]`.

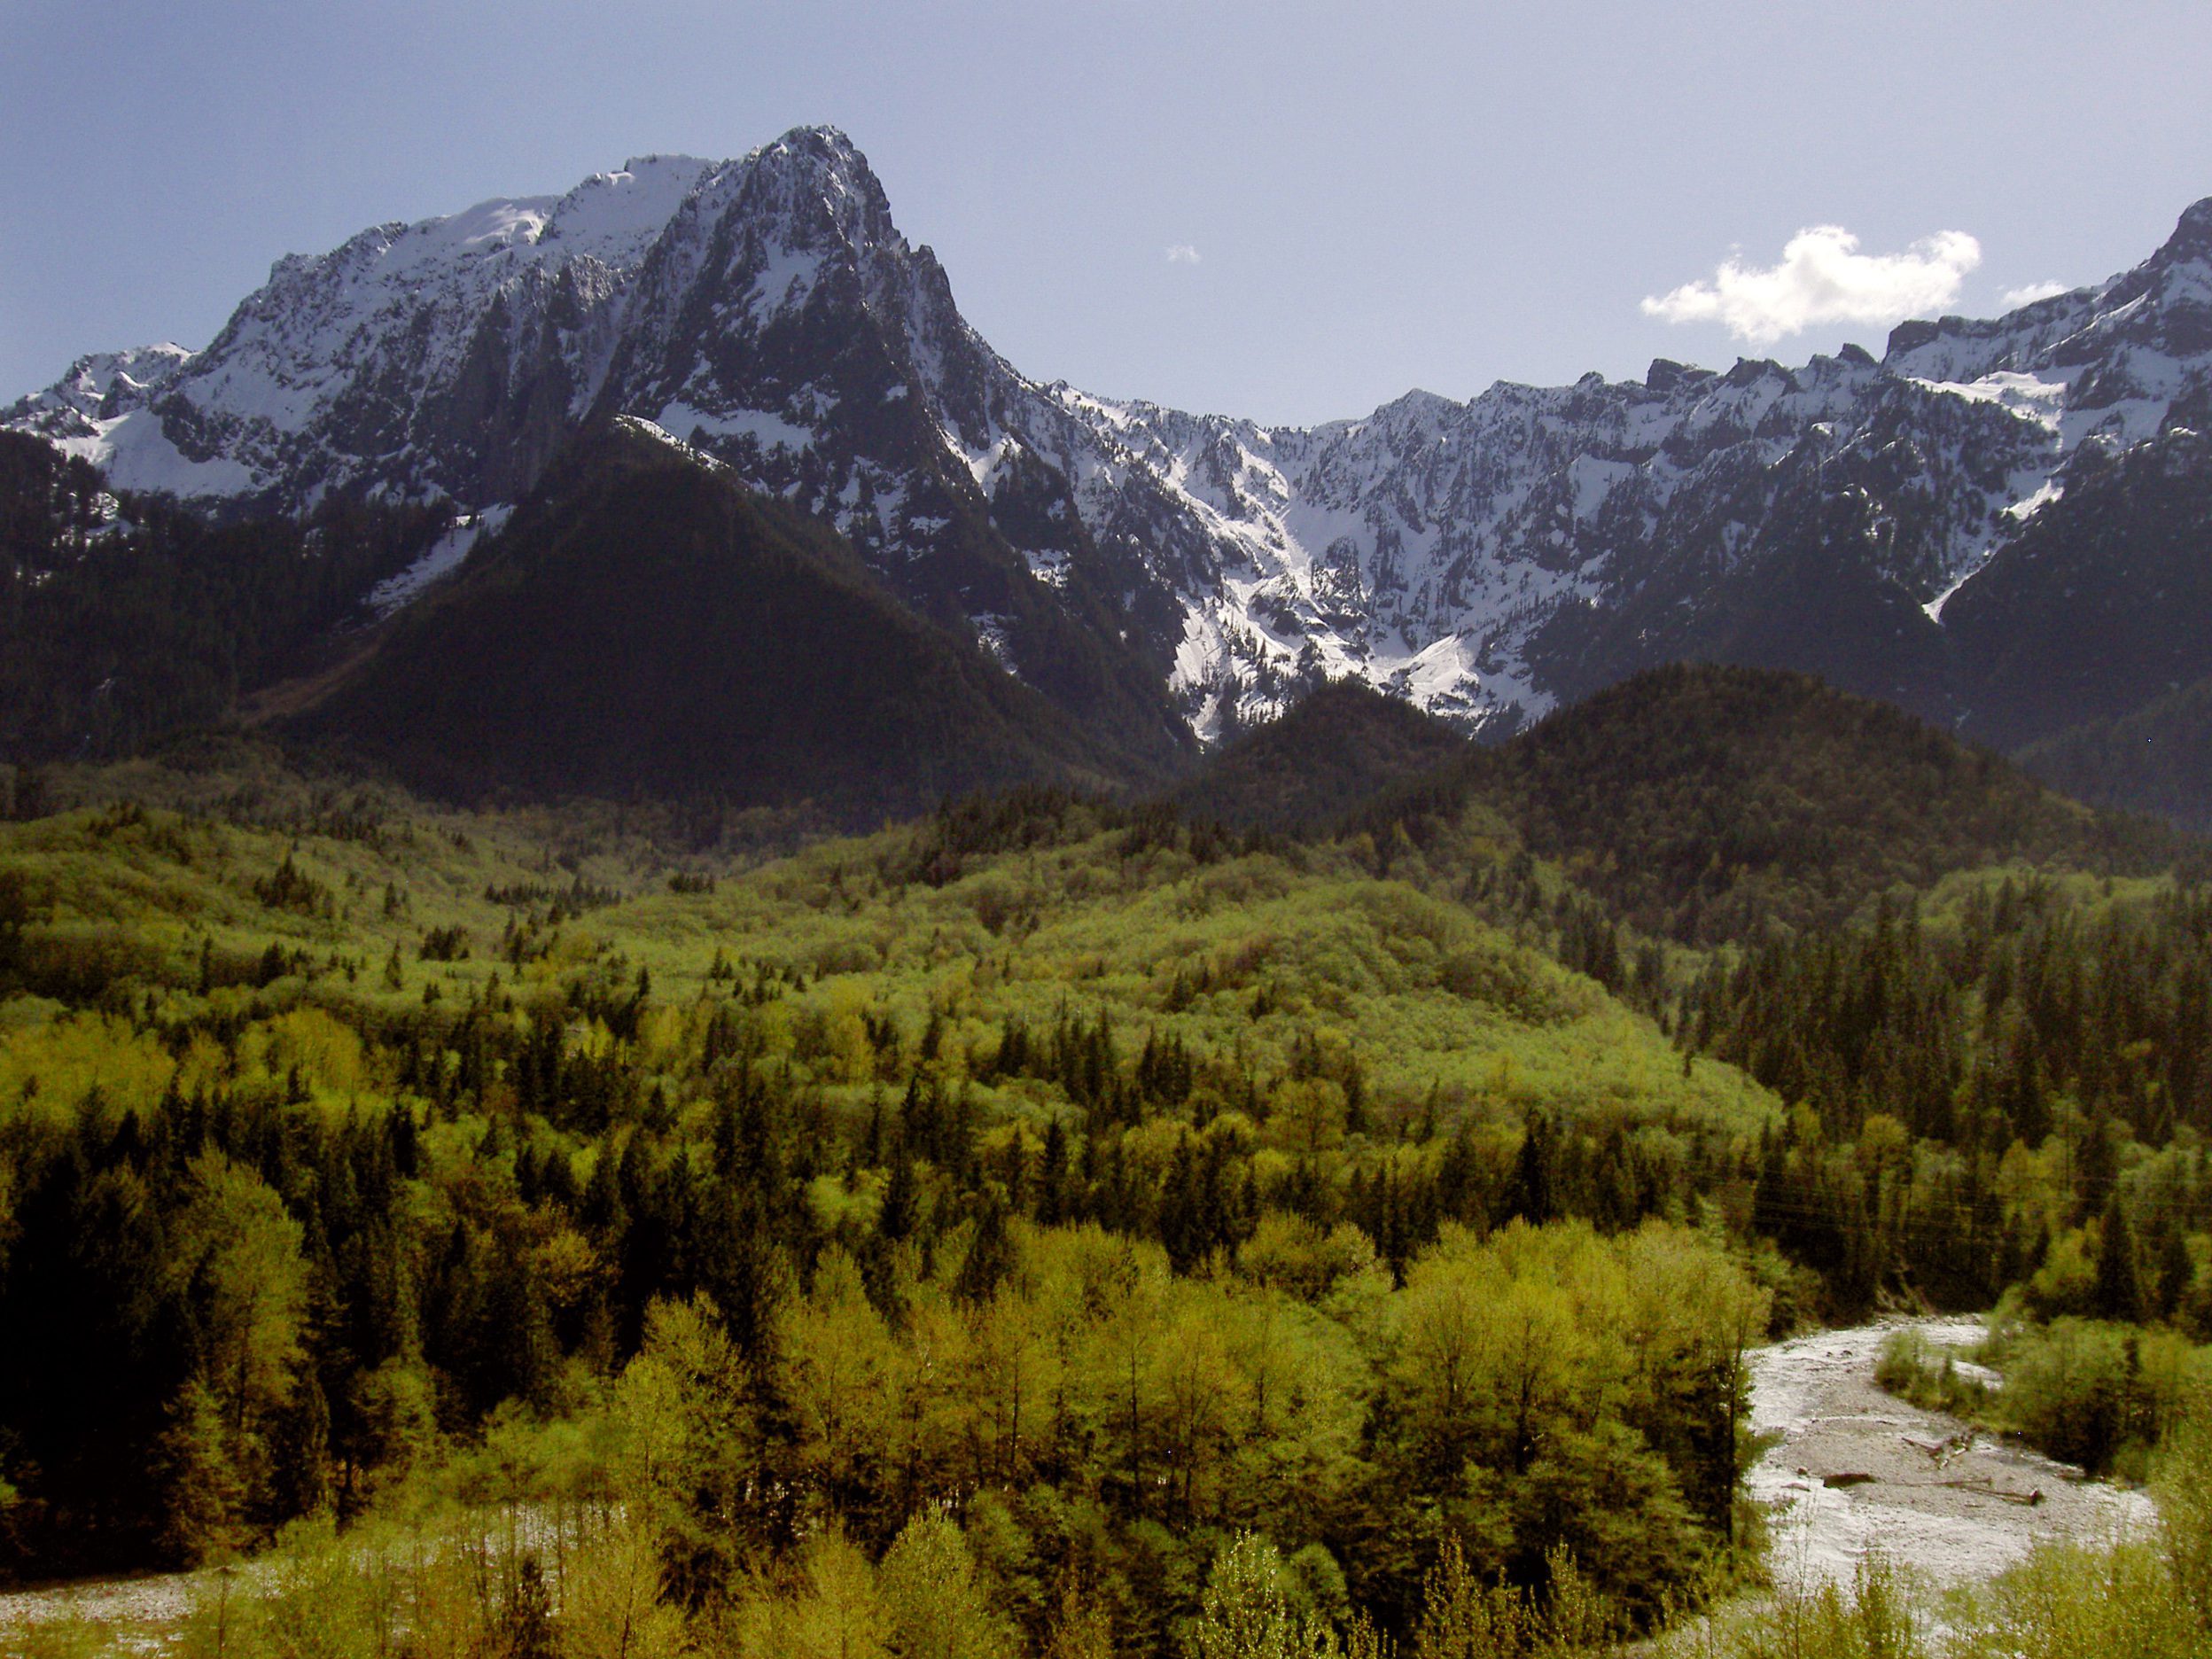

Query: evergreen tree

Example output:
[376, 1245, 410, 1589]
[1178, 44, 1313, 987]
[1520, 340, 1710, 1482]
[155, 1377, 245, 1567]
[2155, 1221, 2197, 1322]
[877, 1141, 919, 1246]
[2095, 1192, 2145, 1323]
[953, 1193, 1014, 1305]
[1509, 1109, 1558, 1226]
[1036, 1117, 1071, 1226]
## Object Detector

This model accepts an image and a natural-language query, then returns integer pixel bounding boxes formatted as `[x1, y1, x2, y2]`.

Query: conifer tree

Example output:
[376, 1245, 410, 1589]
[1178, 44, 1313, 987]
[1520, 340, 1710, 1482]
[1510, 1109, 1557, 1226]
[878, 1141, 919, 1245]
[954, 1193, 1014, 1305]
[1036, 1117, 1071, 1225]
[2155, 1221, 2196, 1321]
[2096, 1192, 2146, 1323]
[155, 1377, 246, 1567]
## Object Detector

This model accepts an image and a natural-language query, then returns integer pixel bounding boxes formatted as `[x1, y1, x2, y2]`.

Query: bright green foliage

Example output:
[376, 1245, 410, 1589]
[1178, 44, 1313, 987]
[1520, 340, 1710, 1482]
[1943, 1538, 2204, 1659]
[1872, 1328, 1993, 1423]
[0, 765, 1788, 1582]
[155, 1375, 247, 1567]
[0, 737, 2203, 1656]
[1978, 1314, 2209, 1476]
[5, 1615, 113, 1659]
[881, 1508, 1020, 1659]
[1661, 1552, 1927, 1659]
[1189, 1533, 1334, 1659]
[612, 1295, 771, 1608]
[173, 1154, 310, 1455]
[2154, 1410, 2212, 1634]
[731, 1527, 892, 1659]
[1409, 1534, 1611, 1659]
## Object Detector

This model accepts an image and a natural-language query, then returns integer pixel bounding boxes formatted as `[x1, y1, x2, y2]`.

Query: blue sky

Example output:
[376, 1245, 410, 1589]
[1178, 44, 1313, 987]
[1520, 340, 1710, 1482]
[6, 0, 2211, 426]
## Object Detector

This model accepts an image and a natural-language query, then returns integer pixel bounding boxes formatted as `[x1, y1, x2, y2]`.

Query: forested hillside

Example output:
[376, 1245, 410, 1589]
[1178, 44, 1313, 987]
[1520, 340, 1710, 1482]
[2021, 674, 2212, 832]
[0, 669, 2207, 1656]
[0, 417, 1196, 828]
[290, 420, 1184, 817]
[0, 431, 448, 765]
[0, 767, 1777, 1620]
[1351, 664, 2177, 944]
[1169, 682, 1469, 834]
[1947, 430, 2212, 752]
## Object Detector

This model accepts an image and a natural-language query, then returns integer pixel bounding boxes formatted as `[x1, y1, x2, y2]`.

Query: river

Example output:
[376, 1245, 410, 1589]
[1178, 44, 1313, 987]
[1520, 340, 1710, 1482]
[1746, 1315, 2155, 1593]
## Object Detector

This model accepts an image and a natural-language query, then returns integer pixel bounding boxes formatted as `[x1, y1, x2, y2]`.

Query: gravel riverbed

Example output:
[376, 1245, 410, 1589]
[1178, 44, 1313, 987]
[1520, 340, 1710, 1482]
[1747, 1315, 2156, 1592]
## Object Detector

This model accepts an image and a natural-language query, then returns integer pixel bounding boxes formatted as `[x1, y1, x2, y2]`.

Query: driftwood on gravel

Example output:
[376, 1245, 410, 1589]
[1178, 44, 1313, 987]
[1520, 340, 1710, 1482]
[1902, 1429, 1976, 1462]
[1936, 1476, 2046, 1506]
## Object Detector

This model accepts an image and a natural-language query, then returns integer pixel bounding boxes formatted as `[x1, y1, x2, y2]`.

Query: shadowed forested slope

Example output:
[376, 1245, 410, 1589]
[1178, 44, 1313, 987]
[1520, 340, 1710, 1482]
[0, 431, 448, 763]
[1355, 662, 2178, 944]
[1947, 430, 2212, 753]
[292, 422, 1185, 820]
[1170, 679, 1470, 833]
[2021, 672, 2212, 833]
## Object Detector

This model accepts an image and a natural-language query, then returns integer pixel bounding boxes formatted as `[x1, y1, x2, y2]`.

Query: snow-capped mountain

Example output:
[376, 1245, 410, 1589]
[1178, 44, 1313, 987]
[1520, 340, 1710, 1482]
[9, 155, 713, 507]
[12, 127, 2212, 750]
[1040, 192, 2212, 738]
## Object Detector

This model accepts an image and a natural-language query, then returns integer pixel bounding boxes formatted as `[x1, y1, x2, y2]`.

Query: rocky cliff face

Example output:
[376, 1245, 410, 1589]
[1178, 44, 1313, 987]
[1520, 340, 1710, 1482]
[12, 127, 2212, 759]
[10, 156, 713, 509]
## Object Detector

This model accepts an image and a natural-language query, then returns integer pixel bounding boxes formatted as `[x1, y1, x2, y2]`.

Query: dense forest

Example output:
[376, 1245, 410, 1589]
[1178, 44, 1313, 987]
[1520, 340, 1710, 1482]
[0, 431, 451, 766]
[0, 685, 2207, 1655]
[1352, 664, 2183, 944]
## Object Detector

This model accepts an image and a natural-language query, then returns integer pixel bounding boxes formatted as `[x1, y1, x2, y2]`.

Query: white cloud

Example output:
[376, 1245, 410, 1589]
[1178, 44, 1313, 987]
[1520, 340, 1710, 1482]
[1164, 243, 1202, 265]
[2001, 279, 2070, 309]
[1642, 225, 1982, 347]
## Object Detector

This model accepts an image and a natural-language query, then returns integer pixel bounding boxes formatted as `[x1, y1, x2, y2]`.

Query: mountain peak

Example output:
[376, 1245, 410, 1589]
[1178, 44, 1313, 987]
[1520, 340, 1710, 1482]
[749, 125, 878, 191]
[12, 137, 2212, 783]
[767, 123, 860, 152]
[1645, 357, 1715, 393]
[2157, 196, 2212, 264]
[535, 153, 713, 262]
[721, 123, 902, 263]
[1370, 386, 1460, 425]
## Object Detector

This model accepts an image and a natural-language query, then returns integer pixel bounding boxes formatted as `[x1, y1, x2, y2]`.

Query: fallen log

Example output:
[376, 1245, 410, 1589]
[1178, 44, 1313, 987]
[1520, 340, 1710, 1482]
[1937, 1478, 2044, 1506]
